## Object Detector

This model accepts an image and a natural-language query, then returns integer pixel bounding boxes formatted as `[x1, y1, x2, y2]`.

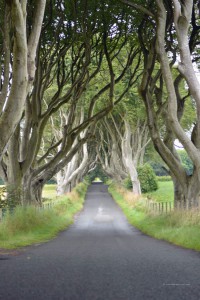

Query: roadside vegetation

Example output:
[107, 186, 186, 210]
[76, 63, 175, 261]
[109, 181, 200, 251]
[0, 182, 88, 249]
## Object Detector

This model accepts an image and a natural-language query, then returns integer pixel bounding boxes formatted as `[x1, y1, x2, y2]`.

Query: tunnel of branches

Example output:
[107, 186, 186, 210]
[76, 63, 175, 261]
[0, 1, 200, 209]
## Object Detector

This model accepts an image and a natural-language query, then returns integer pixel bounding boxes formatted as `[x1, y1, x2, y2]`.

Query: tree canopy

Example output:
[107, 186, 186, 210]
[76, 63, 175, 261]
[1, 0, 200, 209]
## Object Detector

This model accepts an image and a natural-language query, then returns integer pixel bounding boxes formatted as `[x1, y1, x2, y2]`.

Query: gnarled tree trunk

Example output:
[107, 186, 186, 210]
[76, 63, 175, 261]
[122, 120, 141, 195]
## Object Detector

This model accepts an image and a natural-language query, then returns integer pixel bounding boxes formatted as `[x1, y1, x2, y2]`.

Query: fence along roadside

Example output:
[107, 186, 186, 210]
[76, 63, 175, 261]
[146, 198, 174, 213]
[0, 184, 60, 221]
[0, 201, 60, 221]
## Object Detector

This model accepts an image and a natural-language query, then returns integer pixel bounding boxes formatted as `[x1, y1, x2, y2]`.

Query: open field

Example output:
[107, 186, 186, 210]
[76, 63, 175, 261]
[147, 181, 173, 203]
[42, 184, 57, 199]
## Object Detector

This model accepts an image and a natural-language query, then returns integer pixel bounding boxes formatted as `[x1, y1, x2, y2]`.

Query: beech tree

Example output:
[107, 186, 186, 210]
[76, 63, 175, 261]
[121, 0, 200, 208]
[52, 43, 141, 196]
[97, 119, 127, 182]
[52, 109, 90, 195]
[96, 102, 150, 195]
[0, 0, 46, 158]
[4, 0, 200, 208]
[56, 138, 98, 194]
[0, 0, 139, 205]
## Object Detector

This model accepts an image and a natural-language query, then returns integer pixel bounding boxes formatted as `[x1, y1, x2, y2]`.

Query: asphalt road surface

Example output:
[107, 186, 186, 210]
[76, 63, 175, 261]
[1, 183, 200, 300]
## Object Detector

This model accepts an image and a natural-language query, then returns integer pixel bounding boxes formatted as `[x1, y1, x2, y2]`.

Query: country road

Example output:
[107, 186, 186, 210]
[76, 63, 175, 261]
[1, 183, 200, 300]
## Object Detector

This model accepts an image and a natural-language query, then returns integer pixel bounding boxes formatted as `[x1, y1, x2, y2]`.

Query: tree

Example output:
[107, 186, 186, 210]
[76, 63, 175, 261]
[53, 38, 142, 196]
[0, 0, 46, 158]
[121, 0, 200, 208]
[0, 0, 139, 205]
[96, 92, 150, 195]
[53, 109, 90, 194]
[87, 164, 109, 183]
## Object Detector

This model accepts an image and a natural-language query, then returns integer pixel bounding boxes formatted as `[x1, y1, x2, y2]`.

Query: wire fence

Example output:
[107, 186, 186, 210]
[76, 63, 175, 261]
[0, 200, 61, 222]
[146, 199, 174, 213]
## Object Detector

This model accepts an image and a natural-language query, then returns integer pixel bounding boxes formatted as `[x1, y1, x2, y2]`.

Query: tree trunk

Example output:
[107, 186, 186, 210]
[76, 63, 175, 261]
[122, 120, 141, 195]
[131, 168, 141, 195]
[6, 178, 23, 208]
[22, 174, 44, 206]
[172, 177, 187, 209]
[0, 1, 46, 158]
[57, 182, 71, 195]
[173, 173, 200, 209]
[5, 128, 23, 207]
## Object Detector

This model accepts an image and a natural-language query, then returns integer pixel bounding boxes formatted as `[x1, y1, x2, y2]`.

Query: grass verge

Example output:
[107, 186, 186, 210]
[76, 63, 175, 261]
[109, 183, 200, 251]
[0, 182, 88, 249]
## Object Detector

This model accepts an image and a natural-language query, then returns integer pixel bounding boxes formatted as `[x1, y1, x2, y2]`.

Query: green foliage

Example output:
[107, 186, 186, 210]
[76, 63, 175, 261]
[47, 179, 57, 184]
[156, 176, 172, 182]
[150, 162, 169, 176]
[123, 177, 133, 190]
[180, 97, 196, 131]
[88, 165, 109, 183]
[74, 182, 88, 196]
[177, 149, 193, 175]
[144, 142, 169, 176]
[137, 164, 158, 193]
[83, 175, 92, 185]
[0, 186, 21, 209]
[113, 88, 146, 129]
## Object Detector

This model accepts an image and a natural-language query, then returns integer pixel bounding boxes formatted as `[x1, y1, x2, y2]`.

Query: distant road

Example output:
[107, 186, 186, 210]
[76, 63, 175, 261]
[1, 183, 200, 300]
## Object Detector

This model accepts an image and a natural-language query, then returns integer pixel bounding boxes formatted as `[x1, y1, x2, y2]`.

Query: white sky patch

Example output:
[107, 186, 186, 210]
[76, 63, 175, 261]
[174, 140, 184, 149]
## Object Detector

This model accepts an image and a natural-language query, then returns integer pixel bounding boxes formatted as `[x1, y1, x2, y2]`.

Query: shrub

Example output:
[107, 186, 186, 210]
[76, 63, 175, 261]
[74, 182, 88, 196]
[123, 177, 132, 190]
[83, 176, 92, 185]
[123, 164, 158, 193]
[137, 164, 158, 193]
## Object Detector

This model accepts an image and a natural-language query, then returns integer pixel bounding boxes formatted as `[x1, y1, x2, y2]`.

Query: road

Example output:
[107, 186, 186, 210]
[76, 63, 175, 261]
[1, 183, 200, 300]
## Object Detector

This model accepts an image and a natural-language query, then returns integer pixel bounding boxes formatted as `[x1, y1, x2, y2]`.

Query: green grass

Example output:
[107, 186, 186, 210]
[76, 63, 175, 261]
[147, 181, 173, 202]
[42, 184, 57, 199]
[0, 182, 88, 249]
[109, 183, 200, 252]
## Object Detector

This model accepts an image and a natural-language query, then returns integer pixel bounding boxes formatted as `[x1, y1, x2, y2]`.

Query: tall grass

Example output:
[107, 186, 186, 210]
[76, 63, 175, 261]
[0, 182, 88, 249]
[109, 182, 200, 251]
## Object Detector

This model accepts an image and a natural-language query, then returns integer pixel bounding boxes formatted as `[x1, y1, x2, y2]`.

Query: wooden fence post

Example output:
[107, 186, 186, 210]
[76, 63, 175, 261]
[145, 198, 174, 214]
